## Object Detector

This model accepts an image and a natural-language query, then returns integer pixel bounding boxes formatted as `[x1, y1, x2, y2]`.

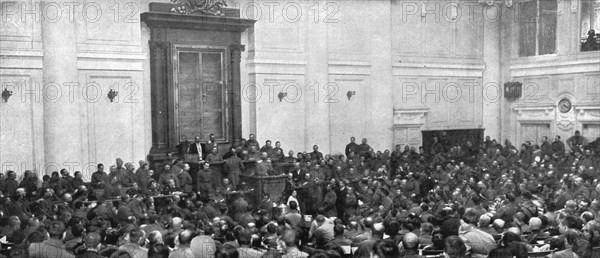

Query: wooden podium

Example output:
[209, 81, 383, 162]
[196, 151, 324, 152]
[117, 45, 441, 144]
[187, 159, 286, 207]
[240, 174, 287, 208]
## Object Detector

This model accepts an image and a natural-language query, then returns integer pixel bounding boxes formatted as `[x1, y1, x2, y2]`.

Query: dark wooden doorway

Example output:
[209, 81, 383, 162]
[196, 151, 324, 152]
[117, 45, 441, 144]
[175, 46, 228, 142]
[142, 3, 255, 165]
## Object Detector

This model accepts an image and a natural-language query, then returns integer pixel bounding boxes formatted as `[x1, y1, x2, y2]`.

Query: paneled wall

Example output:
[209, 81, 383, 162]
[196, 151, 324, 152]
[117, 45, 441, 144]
[1, 0, 45, 177]
[245, 0, 395, 154]
[245, 0, 489, 154]
[501, 0, 600, 148]
[390, 0, 487, 148]
[2, 0, 598, 179]
[0, 0, 147, 179]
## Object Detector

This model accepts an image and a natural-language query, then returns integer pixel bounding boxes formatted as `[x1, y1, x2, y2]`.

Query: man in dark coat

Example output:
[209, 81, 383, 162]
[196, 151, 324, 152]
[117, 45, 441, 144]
[335, 181, 348, 221]
[197, 162, 213, 201]
[176, 135, 190, 155]
[552, 135, 566, 156]
[322, 184, 338, 217]
[224, 148, 245, 189]
[345, 137, 359, 157]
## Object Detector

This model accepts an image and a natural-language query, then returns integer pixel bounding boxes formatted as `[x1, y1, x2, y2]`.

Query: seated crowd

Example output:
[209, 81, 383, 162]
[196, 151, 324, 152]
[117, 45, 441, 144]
[0, 131, 599, 258]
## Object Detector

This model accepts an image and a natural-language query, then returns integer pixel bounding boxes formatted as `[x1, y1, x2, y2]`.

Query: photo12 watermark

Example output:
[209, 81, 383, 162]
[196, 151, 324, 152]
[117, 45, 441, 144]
[0, 1, 140, 24]
[0, 81, 141, 104]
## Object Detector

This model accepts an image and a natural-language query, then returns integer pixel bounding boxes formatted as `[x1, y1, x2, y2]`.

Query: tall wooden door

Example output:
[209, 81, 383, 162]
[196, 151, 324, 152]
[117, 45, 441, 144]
[520, 123, 551, 145]
[583, 124, 600, 141]
[174, 46, 228, 142]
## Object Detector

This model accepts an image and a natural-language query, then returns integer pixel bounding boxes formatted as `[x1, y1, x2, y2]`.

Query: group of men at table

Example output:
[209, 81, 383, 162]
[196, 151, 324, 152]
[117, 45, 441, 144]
[87, 133, 305, 201]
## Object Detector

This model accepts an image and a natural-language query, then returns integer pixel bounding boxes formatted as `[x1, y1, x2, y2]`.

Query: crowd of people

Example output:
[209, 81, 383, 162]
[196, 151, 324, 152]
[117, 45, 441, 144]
[0, 130, 599, 258]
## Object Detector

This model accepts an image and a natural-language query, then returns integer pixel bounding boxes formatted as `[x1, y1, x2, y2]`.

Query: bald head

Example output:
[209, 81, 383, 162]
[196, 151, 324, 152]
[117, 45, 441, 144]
[402, 232, 419, 250]
[529, 217, 542, 230]
[364, 217, 374, 229]
[479, 215, 491, 227]
[172, 217, 183, 229]
[84, 232, 102, 250]
[493, 219, 505, 232]
[178, 230, 193, 246]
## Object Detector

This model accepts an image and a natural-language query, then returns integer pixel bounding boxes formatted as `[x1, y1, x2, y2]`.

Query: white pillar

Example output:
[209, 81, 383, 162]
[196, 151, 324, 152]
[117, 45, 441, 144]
[304, 6, 330, 153]
[482, 4, 502, 141]
[42, 1, 82, 174]
[369, 1, 394, 151]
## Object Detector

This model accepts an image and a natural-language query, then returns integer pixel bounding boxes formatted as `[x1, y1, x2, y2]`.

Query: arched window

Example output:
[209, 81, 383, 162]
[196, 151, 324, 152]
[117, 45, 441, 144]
[518, 0, 557, 56]
[581, 0, 600, 51]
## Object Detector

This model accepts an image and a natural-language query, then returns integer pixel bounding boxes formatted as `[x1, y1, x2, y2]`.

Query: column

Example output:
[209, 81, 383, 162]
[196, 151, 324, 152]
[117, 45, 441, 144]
[230, 44, 245, 146]
[368, 1, 394, 151]
[42, 1, 82, 173]
[482, 4, 502, 141]
[304, 6, 330, 153]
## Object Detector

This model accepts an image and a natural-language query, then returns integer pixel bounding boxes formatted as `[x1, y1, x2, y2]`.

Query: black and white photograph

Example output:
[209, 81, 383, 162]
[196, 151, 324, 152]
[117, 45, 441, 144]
[0, 0, 599, 257]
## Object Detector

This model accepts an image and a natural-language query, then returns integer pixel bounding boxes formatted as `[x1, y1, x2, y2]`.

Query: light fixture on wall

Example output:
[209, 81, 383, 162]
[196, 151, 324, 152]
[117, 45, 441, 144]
[479, 0, 513, 8]
[278, 92, 287, 102]
[108, 89, 118, 102]
[505, 0, 513, 8]
[2, 88, 13, 102]
[504, 82, 522, 100]
[347, 91, 356, 100]
[448, 3, 459, 20]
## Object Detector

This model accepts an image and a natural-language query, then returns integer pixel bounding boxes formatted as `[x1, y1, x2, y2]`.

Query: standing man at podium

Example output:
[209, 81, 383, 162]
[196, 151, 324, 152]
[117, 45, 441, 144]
[205, 134, 218, 158]
[246, 134, 260, 149]
[197, 162, 213, 200]
[206, 147, 224, 163]
[176, 135, 190, 156]
[225, 150, 245, 189]
[256, 152, 274, 176]
[189, 136, 204, 161]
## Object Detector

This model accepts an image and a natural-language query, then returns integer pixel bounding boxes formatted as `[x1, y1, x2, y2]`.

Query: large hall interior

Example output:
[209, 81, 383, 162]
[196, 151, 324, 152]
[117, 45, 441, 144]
[0, 0, 600, 257]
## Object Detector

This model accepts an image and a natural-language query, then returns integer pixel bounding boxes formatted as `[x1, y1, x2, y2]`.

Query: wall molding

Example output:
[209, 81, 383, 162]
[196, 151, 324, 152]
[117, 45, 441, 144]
[393, 108, 429, 148]
[392, 62, 485, 77]
[575, 105, 600, 122]
[85, 73, 138, 167]
[510, 55, 600, 77]
[247, 59, 306, 75]
[77, 52, 146, 71]
[0, 50, 43, 69]
[328, 61, 371, 76]
[393, 108, 429, 125]
[513, 105, 555, 121]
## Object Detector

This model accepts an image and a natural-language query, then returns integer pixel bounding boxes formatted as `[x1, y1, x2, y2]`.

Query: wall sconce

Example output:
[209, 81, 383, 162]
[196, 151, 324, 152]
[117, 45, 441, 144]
[479, 0, 513, 8]
[2, 88, 13, 102]
[278, 92, 287, 102]
[347, 91, 356, 100]
[505, 0, 513, 8]
[107, 89, 118, 102]
[448, 3, 459, 20]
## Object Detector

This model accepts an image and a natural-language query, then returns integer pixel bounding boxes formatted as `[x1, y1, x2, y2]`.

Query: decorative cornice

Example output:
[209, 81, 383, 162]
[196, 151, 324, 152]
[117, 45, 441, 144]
[513, 105, 555, 117]
[141, 11, 255, 32]
[574, 105, 600, 118]
[393, 108, 429, 125]
[170, 0, 228, 16]
[574, 105, 600, 111]
[510, 54, 600, 77]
